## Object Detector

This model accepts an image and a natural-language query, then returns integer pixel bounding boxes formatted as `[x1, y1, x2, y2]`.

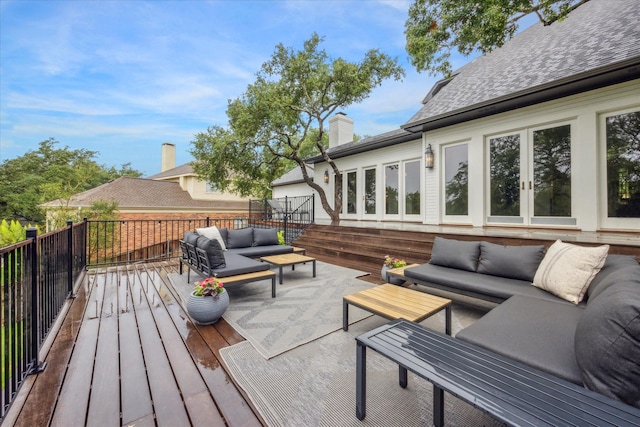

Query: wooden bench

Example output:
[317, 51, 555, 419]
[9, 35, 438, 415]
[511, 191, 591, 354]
[355, 319, 640, 427]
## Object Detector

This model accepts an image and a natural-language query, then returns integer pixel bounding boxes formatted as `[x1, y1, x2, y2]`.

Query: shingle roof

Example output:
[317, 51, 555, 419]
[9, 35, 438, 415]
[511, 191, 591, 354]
[147, 163, 194, 179]
[404, 0, 640, 130]
[305, 128, 420, 164]
[42, 177, 247, 210]
[272, 165, 315, 186]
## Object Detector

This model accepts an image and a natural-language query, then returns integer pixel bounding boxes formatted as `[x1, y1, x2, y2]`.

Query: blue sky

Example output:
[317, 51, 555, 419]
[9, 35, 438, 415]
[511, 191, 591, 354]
[0, 0, 476, 177]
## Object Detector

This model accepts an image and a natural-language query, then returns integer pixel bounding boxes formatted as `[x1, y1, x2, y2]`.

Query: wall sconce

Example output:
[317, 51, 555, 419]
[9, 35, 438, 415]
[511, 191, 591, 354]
[323, 169, 330, 184]
[425, 144, 434, 169]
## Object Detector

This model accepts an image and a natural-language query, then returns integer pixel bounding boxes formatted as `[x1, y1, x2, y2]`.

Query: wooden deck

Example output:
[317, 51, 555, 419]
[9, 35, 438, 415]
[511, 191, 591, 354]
[7, 261, 263, 427]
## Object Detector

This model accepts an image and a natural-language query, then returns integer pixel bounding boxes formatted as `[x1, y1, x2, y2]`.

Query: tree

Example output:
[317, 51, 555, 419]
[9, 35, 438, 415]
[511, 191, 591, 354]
[191, 33, 404, 225]
[0, 138, 142, 224]
[405, 0, 590, 76]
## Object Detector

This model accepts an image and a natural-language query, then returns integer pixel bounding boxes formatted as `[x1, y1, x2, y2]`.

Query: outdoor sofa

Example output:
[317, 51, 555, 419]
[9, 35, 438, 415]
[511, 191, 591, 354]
[179, 226, 294, 285]
[402, 236, 640, 409]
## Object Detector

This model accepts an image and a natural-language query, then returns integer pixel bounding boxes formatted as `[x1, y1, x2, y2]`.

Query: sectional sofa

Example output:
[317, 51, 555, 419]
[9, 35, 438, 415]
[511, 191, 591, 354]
[403, 236, 640, 409]
[180, 226, 294, 282]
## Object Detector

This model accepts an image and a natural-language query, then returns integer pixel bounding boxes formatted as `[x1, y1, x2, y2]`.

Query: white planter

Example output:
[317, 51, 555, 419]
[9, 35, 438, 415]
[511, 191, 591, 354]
[381, 265, 406, 285]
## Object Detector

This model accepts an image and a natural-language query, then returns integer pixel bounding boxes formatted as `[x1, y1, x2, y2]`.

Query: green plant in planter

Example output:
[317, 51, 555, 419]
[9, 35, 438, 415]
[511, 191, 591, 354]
[277, 230, 285, 245]
[384, 255, 407, 269]
[193, 277, 225, 298]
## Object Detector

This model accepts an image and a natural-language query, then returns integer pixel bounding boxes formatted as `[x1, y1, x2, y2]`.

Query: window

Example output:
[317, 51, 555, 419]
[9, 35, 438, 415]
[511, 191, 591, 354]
[385, 164, 399, 215]
[601, 109, 640, 227]
[364, 168, 376, 215]
[404, 160, 421, 215]
[533, 125, 571, 217]
[444, 143, 469, 216]
[346, 171, 357, 214]
[206, 181, 219, 193]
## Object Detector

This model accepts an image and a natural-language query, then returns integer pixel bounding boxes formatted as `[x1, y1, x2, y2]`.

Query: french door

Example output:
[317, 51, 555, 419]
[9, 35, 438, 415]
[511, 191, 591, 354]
[487, 123, 574, 226]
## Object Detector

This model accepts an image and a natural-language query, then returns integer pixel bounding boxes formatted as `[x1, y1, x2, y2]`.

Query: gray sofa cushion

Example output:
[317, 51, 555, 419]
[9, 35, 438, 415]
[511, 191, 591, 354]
[456, 295, 585, 385]
[218, 227, 229, 246]
[226, 228, 253, 249]
[184, 231, 199, 246]
[210, 253, 270, 278]
[575, 277, 640, 408]
[477, 241, 545, 282]
[586, 255, 639, 301]
[404, 263, 565, 303]
[253, 228, 279, 246]
[196, 236, 226, 269]
[429, 237, 480, 272]
[227, 245, 293, 258]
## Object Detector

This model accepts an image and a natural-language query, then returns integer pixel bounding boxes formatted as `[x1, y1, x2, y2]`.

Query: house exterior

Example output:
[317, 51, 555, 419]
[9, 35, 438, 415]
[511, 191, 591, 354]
[295, 0, 639, 233]
[42, 142, 251, 228]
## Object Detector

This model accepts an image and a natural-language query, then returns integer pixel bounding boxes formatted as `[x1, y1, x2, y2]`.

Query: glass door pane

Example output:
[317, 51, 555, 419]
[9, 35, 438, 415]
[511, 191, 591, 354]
[533, 125, 571, 217]
[346, 171, 357, 214]
[364, 168, 376, 215]
[606, 111, 640, 218]
[405, 160, 421, 215]
[385, 164, 399, 215]
[489, 134, 521, 219]
[444, 144, 468, 216]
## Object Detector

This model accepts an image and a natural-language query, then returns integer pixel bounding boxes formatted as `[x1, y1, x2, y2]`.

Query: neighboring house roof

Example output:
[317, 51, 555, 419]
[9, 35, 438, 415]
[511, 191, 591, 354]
[147, 163, 194, 179]
[403, 0, 640, 133]
[42, 177, 247, 210]
[272, 164, 315, 187]
[306, 128, 421, 164]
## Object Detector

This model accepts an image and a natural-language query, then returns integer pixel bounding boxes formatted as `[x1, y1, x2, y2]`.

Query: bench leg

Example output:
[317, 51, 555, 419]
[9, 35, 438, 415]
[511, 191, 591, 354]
[312, 260, 316, 278]
[445, 305, 452, 336]
[433, 385, 444, 427]
[356, 341, 366, 420]
[399, 366, 408, 388]
[279, 266, 283, 284]
[271, 275, 276, 298]
[179, 259, 183, 275]
[343, 300, 349, 331]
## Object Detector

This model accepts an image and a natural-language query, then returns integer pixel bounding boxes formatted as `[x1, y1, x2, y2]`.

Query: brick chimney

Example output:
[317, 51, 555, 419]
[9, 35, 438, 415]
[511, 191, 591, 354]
[161, 142, 176, 172]
[329, 112, 354, 148]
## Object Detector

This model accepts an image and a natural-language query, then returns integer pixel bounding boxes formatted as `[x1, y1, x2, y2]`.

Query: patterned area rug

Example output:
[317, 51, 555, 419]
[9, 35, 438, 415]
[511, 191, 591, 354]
[168, 261, 374, 359]
[220, 305, 505, 427]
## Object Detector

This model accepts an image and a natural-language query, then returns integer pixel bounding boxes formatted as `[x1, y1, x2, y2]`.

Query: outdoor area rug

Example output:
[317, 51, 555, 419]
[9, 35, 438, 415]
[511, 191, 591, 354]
[220, 305, 505, 427]
[168, 261, 374, 359]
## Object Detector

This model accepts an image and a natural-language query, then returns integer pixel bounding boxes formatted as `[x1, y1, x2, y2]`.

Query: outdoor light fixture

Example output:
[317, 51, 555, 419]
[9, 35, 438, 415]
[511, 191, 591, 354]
[425, 144, 434, 169]
[323, 169, 330, 184]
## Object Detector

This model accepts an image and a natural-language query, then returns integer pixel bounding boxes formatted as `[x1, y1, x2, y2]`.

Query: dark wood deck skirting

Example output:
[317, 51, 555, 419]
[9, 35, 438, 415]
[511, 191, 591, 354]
[8, 262, 262, 427]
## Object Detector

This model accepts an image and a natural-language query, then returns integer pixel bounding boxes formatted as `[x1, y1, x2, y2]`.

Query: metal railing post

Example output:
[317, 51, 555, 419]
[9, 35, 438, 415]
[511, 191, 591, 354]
[26, 228, 46, 375]
[67, 221, 76, 298]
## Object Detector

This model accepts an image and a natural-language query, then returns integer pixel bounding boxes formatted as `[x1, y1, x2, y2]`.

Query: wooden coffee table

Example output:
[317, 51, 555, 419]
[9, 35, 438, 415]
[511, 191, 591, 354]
[343, 284, 452, 334]
[260, 253, 316, 284]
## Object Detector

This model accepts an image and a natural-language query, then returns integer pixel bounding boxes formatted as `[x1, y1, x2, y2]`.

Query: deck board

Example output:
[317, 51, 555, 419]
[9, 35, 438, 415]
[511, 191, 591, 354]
[9, 262, 263, 427]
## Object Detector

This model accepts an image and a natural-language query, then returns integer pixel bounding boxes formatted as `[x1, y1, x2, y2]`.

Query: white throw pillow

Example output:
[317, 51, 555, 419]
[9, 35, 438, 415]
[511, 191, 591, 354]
[533, 240, 609, 304]
[195, 225, 227, 251]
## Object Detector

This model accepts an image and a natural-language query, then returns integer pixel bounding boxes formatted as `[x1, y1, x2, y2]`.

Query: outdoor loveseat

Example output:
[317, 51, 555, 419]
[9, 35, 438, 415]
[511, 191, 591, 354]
[399, 236, 640, 409]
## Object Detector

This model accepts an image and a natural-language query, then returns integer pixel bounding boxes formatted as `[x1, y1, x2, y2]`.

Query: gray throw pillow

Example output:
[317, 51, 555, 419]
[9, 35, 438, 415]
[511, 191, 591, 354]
[218, 227, 229, 246]
[226, 228, 254, 249]
[575, 278, 640, 408]
[184, 231, 199, 246]
[196, 236, 226, 269]
[253, 228, 279, 246]
[477, 241, 545, 282]
[586, 255, 640, 301]
[429, 237, 480, 272]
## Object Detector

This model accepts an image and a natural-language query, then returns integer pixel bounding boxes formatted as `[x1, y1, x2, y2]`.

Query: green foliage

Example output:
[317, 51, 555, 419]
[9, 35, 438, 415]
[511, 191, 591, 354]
[277, 230, 285, 245]
[405, 0, 590, 76]
[0, 219, 40, 247]
[191, 33, 404, 224]
[0, 138, 142, 224]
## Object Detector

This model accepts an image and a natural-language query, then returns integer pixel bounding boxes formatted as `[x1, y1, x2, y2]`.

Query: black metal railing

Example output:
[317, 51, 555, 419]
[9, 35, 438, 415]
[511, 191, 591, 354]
[249, 195, 314, 244]
[1, 221, 86, 419]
